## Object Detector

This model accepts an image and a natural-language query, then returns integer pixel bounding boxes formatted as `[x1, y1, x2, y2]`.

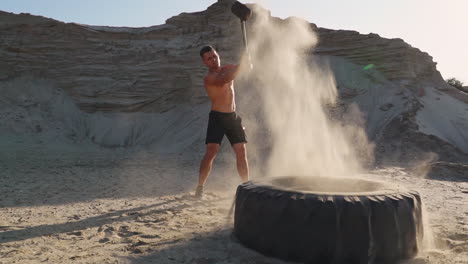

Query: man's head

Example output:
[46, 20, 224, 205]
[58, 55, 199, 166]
[200, 45, 220, 70]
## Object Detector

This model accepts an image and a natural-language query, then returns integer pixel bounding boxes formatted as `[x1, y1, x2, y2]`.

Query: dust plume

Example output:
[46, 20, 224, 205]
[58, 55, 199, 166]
[420, 203, 436, 251]
[243, 5, 373, 178]
[410, 152, 439, 178]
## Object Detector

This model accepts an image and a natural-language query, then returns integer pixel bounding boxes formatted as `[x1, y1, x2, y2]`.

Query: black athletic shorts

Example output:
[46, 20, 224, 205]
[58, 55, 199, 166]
[205, 110, 247, 145]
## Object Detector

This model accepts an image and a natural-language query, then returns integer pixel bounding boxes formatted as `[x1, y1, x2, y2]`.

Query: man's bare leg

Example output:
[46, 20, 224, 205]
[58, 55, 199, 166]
[233, 143, 249, 182]
[196, 143, 220, 197]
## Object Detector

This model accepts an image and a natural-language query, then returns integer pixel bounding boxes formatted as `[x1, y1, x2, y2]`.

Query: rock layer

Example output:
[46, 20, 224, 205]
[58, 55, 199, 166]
[1, 0, 467, 160]
[0, 1, 444, 113]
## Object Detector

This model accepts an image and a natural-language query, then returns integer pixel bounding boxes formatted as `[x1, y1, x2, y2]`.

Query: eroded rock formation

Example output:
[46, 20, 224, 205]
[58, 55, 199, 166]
[0, 0, 444, 113]
[1, 0, 467, 163]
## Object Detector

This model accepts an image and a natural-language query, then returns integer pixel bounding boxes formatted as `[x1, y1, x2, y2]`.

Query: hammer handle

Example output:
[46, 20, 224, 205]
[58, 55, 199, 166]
[241, 21, 253, 69]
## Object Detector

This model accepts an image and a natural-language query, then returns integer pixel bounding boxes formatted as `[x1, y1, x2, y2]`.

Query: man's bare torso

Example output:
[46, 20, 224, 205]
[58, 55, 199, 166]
[205, 65, 236, 113]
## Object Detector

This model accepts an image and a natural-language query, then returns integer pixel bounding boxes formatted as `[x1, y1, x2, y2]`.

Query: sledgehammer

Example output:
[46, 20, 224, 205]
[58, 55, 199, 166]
[231, 1, 253, 69]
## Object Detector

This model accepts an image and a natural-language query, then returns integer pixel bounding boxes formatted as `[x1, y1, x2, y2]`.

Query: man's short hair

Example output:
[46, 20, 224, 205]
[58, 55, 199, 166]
[200, 45, 214, 58]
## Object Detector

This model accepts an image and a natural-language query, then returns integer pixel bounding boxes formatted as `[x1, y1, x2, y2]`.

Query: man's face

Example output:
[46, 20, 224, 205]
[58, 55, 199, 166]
[202, 50, 220, 69]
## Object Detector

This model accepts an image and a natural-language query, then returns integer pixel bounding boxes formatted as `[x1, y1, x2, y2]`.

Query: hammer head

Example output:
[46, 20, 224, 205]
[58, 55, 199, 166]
[231, 1, 252, 21]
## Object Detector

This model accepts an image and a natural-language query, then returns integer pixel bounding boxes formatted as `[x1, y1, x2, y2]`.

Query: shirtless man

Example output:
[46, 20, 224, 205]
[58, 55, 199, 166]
[195, 45, 249, 198]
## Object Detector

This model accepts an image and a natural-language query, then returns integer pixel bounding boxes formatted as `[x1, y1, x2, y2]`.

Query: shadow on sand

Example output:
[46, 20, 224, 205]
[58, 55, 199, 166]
[124, 229, 441, 264]
[125, 228, 289, 264]
[0, 199, 188, 244]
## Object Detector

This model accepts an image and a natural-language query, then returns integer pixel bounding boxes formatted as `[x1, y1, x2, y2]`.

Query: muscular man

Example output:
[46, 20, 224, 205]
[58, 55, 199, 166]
[195, 45, 249, 198]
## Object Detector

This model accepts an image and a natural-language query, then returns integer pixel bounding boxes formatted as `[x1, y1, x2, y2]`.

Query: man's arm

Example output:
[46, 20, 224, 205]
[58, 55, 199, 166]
[205, 64, 241, 86]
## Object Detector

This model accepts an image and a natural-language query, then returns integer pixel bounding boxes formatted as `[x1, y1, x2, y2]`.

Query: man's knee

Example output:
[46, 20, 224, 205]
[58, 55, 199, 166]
[205, 144, 220, 159]
[233, 143, 247, 158]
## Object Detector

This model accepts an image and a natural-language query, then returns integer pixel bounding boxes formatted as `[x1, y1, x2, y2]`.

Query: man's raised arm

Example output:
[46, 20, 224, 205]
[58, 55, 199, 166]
[205, 64, 241, 86]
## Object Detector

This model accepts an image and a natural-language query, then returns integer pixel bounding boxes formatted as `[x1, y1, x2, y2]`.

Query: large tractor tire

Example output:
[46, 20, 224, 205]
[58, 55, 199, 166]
[234, 176, 423, 264]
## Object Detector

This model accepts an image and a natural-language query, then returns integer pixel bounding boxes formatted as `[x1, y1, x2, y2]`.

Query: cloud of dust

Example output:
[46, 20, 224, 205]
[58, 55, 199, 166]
[243, 5, 373, 178]
[410, 152, 439, 179]
[420, 203, 436, 251]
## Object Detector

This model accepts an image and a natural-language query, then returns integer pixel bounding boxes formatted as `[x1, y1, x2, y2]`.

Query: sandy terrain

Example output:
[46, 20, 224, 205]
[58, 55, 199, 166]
[1, 140, 466, 264]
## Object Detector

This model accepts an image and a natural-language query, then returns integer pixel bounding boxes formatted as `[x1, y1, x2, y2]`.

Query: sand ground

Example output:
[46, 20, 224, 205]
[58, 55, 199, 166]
[0, 141, 467, 264]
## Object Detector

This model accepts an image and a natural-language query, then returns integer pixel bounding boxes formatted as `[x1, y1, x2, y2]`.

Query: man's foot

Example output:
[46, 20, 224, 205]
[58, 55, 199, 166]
[195, 185, 204, 198]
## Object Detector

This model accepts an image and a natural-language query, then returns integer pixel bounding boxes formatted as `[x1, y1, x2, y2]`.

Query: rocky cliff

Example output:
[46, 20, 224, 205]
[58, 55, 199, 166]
[1, 0, 467, 163]
[0, 0, 444, 113]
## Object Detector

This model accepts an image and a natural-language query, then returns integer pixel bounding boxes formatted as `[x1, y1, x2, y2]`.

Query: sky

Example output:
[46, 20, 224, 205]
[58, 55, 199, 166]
[1, 0, 467, 83]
